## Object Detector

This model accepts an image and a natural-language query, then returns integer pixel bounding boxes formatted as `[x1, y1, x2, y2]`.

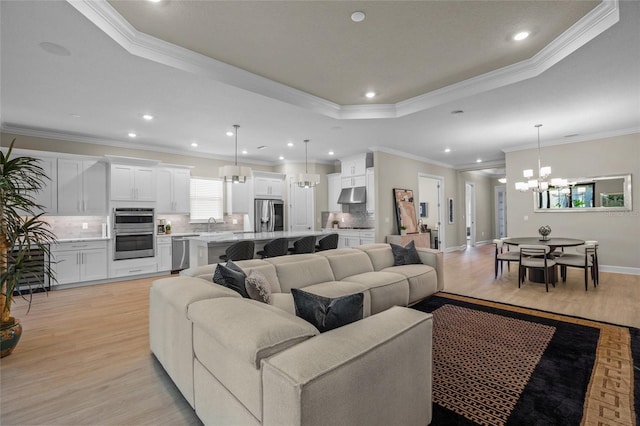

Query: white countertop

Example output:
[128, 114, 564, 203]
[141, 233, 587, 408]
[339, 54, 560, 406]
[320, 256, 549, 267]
[189, 230, 324, 244]
[56, 236, 111, 243]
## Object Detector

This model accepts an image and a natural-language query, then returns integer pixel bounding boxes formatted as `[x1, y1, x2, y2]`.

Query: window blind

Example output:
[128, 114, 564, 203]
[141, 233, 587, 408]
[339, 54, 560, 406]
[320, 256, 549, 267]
[190, 177, 224, 221]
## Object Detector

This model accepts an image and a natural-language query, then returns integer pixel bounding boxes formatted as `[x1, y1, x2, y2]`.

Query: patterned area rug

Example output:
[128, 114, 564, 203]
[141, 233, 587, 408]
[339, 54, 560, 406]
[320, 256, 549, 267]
[413, 293, 638, 426]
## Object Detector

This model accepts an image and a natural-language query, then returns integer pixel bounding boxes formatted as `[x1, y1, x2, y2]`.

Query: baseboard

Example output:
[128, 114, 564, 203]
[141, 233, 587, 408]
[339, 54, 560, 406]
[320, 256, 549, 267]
[600, 265, 640, 275]
[444, 245, 467, 252]
[474, 240, 493, 246]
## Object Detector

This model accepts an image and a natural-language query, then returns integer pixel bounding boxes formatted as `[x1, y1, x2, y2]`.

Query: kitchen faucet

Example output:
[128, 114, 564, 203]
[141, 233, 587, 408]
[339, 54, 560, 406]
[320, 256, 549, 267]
[207, 217, 217, 232]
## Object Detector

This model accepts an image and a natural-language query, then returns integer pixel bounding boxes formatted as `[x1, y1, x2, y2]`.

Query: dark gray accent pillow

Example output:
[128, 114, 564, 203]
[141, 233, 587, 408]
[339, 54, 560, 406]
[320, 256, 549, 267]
[291, 288, 363, 333]
[213, 260, 249, 298]
[390, 240, 422, 266]
[245, 270, 272, 304]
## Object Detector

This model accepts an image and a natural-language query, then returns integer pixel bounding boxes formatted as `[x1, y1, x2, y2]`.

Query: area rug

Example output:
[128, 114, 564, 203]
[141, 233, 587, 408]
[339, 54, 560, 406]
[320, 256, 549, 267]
[412, 293, 638, 426]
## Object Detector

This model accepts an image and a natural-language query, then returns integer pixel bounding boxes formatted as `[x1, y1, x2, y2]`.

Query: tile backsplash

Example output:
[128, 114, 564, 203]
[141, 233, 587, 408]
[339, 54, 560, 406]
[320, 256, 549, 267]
[43, 216, 108, 239]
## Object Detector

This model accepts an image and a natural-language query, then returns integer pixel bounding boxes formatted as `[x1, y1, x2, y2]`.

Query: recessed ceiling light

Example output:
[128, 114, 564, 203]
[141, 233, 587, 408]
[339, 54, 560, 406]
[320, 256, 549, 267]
[147, 0, 162, 3]
[351, 11, 366, 23]
[39, 42, 71, 56]
[128, 132, 137, 138]
[279, 155, 285, 160]
[242, 150, 248, 154]
[69, 113, 81, 118]
[365, 91, 376, 99]
[287, 142, 294, 147]
[142, 114, 154, 121]
[226, 131, 234, 136]
[191, 142, 198, 147]
[514, 31, 529, 41]
[451, 110, 464, 115]
[328, 151, 335, 156]
[476, 159, 482, 163]
[444, 148, 451, 153]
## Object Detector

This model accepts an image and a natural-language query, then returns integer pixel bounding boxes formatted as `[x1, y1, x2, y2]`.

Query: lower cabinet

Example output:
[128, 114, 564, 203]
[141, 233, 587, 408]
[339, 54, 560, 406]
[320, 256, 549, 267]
[157, 236, 172, 272]
[51, 240, 107, 285]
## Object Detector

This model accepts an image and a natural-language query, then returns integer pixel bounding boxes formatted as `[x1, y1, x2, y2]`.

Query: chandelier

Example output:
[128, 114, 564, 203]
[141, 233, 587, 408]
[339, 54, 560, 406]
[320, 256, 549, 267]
[515, 124, 566, 192]
[219, 124, 252, 184]
[296, 139, 320, 188]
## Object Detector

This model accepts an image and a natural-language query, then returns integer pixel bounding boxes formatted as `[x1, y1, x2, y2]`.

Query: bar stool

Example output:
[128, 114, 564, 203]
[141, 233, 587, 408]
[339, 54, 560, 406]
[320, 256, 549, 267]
[315, 233, 339, 251]
[219, 240, 255, 262]
[288, 235, 317, 254]
[256, 238, 289, 259]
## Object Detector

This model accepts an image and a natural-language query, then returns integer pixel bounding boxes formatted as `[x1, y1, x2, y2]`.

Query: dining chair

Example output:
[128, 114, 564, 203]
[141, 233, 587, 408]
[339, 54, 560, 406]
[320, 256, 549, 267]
[493, 239, 520, 278]
[315, 233, 339, 251]
[554, 242, 598, 291]
[518, 244, 556, 292]
[256, 238, 289, 259]
[288, 235, 317, 254]
[219, 240, 255, 262]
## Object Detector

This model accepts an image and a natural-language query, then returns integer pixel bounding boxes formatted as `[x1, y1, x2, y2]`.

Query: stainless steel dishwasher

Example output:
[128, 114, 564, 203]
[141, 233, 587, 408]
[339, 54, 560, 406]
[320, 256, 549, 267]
[171, 235, 198, 272]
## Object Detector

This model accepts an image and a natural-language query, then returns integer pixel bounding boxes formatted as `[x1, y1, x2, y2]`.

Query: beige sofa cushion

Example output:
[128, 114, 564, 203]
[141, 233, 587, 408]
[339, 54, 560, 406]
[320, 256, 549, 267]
[262, 306, 433, 426]
[316, 248, 375, 280]
[382, 264, 438, 304]
[152, 276, 241, 313]
[342, 271, 409, 313]
[355, 243, 396, 271]
[266, 254, 335, 292]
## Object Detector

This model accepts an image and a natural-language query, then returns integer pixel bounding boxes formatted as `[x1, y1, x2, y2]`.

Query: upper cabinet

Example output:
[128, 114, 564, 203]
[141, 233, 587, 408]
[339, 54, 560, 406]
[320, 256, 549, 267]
[57, 159, 107, 215]
[340, 153, 372, 188]
[110, 163, 157, 201]
[366, 167, 375, 215]
[327, 173, 342, 212]
[254, 172, 285, 199]
[31, 155, 58, 215]
[157, 166, 191, 213]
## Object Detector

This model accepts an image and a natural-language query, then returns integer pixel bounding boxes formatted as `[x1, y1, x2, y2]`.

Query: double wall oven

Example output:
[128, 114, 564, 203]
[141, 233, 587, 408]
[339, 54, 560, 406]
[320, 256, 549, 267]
[113, 208, 155, 260]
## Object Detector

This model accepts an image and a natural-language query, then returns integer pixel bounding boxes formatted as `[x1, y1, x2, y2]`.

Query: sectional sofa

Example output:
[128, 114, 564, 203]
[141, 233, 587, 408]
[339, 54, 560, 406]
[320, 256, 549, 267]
[149, 243, 443, 425]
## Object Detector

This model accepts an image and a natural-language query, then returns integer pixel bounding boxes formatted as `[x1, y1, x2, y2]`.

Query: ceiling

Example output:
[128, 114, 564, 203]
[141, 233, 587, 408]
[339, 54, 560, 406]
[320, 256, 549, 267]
[1, 0, 639, 170]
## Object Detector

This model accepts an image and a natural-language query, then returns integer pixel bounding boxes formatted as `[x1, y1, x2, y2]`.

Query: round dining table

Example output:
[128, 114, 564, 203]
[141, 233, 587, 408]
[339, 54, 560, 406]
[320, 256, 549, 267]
[502, 237, 585, 284]
[502, 237, 585, 251]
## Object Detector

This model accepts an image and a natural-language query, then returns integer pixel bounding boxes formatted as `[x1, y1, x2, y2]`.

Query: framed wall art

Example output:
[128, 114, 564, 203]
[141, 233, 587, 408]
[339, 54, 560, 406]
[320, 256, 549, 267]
[393, 188, 419, 234]
[448, 198, 454, 224]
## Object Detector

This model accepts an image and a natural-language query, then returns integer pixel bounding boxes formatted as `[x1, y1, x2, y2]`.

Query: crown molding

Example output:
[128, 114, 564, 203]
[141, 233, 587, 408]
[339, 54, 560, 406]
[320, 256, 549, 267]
[68, 0, 619, 121]
[369, 146, 453, 169]
[502, 126, 640, 153]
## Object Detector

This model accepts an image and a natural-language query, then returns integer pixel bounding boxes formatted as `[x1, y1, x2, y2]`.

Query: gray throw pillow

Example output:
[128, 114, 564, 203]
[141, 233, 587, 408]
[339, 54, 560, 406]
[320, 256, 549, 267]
[291, 288, 363, 333]
[245, 270, 272, 304]
[390, 240, 422, 266]
[213, 260, 249, 298]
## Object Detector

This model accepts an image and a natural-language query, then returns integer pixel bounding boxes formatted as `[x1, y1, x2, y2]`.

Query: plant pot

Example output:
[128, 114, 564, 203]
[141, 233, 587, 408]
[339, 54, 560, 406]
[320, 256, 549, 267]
[400, 230, 407, 236]
[1, 317, 22, 358]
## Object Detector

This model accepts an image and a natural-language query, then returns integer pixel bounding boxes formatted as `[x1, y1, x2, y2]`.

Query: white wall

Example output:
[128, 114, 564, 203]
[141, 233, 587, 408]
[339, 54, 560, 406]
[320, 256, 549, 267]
[506, 133, 640, 271]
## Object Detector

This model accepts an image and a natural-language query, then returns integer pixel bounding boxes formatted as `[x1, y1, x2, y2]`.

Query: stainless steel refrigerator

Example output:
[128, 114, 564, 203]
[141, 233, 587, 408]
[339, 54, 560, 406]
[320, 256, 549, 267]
[254, 199, 284, 232]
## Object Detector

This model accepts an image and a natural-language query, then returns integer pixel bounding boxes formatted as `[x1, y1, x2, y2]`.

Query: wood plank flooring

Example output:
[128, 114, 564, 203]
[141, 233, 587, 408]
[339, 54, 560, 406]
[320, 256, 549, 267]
[1, 245, 638, 425]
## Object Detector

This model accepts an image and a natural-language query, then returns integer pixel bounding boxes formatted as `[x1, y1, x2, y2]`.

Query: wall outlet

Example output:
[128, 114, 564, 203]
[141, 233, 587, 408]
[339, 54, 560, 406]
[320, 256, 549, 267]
[232, 219, 238, 224]
[82, 222, 88, 230]
[524, 215, 529, 221]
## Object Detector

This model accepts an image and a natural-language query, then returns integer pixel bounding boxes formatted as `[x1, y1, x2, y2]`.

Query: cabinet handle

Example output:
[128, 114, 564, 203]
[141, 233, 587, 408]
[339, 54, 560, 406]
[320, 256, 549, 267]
[129, 269, 142, 273]
[77, 252, 80, 265]
[83, 200, 87, 211]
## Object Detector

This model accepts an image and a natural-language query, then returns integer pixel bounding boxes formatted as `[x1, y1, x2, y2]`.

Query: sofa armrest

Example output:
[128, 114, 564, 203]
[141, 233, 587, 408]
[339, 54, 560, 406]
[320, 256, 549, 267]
[417, 247, 444, 291]
[262, 306, 433, 426]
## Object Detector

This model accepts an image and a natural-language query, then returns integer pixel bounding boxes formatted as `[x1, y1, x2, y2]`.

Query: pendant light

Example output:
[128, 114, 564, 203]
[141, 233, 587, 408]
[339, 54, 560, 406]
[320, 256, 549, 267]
[296, 139, 320, 188]
[219, 124, 251, 184]
[515, 124, 566, 192]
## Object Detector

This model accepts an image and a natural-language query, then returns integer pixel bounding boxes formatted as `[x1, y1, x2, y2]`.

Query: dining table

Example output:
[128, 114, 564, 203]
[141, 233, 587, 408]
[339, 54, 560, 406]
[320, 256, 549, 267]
[502, 237, 586, 284]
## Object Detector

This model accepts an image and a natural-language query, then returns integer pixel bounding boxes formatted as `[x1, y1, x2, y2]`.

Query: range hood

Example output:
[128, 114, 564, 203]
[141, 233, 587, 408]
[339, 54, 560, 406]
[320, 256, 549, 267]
[337, 186, 366, 204]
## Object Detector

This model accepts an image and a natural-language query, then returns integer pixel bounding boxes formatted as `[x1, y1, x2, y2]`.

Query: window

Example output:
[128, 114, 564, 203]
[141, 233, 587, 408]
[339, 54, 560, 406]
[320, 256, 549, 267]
[190, 177, 224, 222]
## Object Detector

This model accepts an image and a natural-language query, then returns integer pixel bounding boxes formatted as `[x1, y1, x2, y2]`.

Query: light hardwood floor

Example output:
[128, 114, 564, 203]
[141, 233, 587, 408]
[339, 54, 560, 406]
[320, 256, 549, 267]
[1, 245, 638, 425]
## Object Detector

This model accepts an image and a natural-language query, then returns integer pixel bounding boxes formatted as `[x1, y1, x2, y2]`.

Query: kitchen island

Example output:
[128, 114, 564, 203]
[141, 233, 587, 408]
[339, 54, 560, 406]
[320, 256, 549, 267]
[188, 231, 325, 267]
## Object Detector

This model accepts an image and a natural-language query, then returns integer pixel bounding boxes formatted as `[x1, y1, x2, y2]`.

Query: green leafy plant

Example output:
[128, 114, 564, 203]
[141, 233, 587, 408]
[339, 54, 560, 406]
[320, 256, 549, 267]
[1, 139, 56, 326]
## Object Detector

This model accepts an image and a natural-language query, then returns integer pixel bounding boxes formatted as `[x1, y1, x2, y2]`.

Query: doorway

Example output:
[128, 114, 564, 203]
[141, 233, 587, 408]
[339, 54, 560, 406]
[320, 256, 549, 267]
[418, 174, 444, 250]
[465, 182, 476, 247]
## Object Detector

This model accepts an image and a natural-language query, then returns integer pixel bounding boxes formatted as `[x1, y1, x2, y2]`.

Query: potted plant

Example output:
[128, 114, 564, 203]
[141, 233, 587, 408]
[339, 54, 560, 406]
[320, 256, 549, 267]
[331, 220, 339, 229]
[165, 223, 172, 234]
[400, 225, 407, 235]
[1, 139, 56, 357]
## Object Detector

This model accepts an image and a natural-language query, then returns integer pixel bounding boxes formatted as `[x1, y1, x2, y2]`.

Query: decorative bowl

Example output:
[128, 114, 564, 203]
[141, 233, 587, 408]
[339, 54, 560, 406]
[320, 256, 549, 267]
[538, 225, 552, 241]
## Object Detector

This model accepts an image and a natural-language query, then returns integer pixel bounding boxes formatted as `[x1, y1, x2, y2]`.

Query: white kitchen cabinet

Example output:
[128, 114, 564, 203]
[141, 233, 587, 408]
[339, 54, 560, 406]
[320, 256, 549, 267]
[340, 154, 368, 177]
[327, 173, 341, 212]
[359, 230, 376, 245]
[226, 179, 253, 214]
[156, 236, 172, 272]
[157, 166, 190, 213]
[57, 159, 107, 215]
[337, 231, 361, 248]
[50, 240, 107, 285]
[253, 176, 284, 199]
[366, 167, 375, 215]
[110, 164, 157, 201]
[341, 174, 366, 189]
[20, 155, 57, 215]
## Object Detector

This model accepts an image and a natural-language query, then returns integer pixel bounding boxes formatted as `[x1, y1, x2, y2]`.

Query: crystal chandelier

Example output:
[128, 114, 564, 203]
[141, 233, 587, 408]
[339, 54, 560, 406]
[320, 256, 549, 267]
[515, 124, 566, 192]
[219, 124, 252, 184]
[296, 139, 320, 188]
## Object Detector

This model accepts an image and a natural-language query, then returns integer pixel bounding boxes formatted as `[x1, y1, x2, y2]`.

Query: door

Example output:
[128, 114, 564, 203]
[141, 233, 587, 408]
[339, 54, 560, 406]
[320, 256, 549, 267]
[495, 185, 507, 238]
[57, 159, 83, 214]
[83, 161, 107, 214]
[51, 250, 80, 285]
[289, 177, 315, 232]
[418, 174, 444, 250]
[465, 182, 476, 247]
